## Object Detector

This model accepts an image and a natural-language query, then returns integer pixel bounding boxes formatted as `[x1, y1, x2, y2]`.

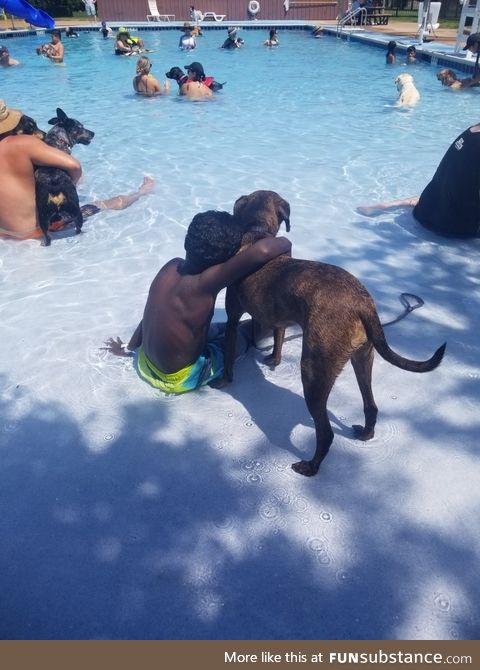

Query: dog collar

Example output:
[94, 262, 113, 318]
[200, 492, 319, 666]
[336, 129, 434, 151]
[47, 136, 71, 153]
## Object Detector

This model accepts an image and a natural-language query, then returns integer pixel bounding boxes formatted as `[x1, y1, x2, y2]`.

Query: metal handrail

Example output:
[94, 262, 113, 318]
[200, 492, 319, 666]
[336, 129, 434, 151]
[337, 7, 368, 35]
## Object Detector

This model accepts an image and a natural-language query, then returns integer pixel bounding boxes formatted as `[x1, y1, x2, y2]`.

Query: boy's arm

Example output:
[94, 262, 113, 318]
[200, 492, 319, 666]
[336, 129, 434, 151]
[200, 236, 291, 295]
[101, 321, 143, 357]
[128, 321, 143, 350]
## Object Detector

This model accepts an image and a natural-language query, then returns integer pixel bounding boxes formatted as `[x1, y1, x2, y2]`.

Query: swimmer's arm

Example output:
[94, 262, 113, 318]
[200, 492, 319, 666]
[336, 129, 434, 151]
[25, 136, 82, 184]
[200, 236, 292, 295]
[48, 45, 64, 62]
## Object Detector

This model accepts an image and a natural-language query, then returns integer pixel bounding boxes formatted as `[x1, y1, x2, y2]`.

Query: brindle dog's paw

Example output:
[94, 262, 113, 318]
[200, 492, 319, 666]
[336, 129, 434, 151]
[264, 353, 281, 367]
[352, 424, 375, 441]
[291, 460, 318, 477]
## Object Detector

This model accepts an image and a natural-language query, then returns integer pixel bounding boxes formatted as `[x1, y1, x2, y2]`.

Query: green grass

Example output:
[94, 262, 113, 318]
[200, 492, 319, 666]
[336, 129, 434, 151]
[388, 16, 460, 29]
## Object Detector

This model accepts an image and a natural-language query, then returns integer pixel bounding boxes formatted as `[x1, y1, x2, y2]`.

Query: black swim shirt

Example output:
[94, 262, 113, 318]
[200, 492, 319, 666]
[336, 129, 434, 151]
[413, 127, 480, 238]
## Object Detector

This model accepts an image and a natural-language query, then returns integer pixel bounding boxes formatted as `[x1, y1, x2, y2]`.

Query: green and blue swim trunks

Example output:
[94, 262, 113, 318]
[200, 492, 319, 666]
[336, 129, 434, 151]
[137, 343, 224, 394]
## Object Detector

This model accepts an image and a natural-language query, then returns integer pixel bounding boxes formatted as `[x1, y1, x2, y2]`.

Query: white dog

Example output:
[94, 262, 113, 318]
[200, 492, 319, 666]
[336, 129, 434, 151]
[394, 72, 420, 107]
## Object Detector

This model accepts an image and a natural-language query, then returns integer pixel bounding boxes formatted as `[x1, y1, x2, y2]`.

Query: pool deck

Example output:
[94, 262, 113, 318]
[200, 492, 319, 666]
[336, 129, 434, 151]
[1, 18, 477, 74]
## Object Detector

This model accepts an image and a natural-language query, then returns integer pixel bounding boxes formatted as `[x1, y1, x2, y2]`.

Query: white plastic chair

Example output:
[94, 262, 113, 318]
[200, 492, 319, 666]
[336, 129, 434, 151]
[201, 12, 227, 22]
[418, 2, 441, 36]
[146, 0, 175, 22]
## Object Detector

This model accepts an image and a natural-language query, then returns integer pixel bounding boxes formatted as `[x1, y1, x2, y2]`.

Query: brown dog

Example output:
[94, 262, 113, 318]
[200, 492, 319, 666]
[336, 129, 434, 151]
[223, 190, 446, 477]
[437, 68, 480, 90]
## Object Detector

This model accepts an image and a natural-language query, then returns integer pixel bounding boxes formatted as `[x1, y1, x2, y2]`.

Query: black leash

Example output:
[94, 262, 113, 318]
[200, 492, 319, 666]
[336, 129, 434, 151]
[254, 292, 425, 351]
[381, 292, 424, 327]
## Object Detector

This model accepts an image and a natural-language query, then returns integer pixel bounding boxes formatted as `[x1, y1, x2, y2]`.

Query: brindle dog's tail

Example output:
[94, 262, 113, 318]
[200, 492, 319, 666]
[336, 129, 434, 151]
[361, 307, 446, 373]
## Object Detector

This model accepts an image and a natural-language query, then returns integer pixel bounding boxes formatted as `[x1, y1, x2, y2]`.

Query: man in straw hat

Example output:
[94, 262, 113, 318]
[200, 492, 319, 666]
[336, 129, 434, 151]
[0, 100, 155, 241]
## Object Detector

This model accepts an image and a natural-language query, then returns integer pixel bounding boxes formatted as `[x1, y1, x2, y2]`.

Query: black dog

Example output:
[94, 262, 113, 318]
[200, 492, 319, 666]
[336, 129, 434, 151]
[165, 66, 189, 88]
[2, 114, 46, 140]
[165, 66, 225, 92]
[35, 108, 94, 246]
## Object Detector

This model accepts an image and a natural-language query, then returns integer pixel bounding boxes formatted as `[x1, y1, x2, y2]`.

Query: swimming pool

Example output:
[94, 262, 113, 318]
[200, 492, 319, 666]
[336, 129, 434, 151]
[1, 30, 480, 640]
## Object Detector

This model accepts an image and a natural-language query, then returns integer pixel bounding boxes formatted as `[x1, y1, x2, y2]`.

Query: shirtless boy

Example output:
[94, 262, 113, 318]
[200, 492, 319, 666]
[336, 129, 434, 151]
[104, 210, 291, 394]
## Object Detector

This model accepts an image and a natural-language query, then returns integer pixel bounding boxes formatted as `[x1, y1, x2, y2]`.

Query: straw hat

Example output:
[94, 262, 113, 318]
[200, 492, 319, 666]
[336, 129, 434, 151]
[0, 99, 22, 135]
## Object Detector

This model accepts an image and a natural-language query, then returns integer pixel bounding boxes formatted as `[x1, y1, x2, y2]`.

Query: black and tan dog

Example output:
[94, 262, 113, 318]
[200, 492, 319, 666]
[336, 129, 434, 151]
[1, 114, 46, 139]
[224, 190, 446, 477]
[35, 108, 94, 246]
[165, 66, 225, 92]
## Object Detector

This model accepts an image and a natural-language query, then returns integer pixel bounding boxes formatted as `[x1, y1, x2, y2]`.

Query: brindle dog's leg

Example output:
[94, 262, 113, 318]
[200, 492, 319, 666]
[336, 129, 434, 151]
[264, 327, 286, 367]
[350, 343, 378, 440]
[222, 288, 244, 383]
[292, 354, 337, 477]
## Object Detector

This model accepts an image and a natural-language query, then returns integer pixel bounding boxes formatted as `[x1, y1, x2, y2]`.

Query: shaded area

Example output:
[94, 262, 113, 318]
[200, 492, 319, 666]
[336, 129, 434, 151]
[0, 368, 478, 640]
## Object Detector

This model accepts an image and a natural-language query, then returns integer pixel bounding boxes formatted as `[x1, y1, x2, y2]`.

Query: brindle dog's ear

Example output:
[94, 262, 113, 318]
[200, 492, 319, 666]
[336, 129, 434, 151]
[48, 115, 59, 125]
[278, 199, 290, 232]
[233, 195, 249, 217]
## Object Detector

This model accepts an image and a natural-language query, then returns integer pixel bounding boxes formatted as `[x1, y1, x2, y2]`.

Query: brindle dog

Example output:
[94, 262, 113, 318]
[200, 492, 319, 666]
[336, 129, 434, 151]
[224, 190, 446, 477]
[35, 108, 94, 246]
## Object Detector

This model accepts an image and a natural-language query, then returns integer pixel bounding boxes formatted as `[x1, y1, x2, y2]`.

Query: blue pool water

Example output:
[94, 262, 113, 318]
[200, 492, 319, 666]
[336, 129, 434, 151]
[1, 30, 478, 258]
[2, 31, 478, 252]
[1, 30, 480, 640]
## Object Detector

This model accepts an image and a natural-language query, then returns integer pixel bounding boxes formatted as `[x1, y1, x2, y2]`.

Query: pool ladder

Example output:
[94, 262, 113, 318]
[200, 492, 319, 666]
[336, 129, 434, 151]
[337, 8, 367, 38]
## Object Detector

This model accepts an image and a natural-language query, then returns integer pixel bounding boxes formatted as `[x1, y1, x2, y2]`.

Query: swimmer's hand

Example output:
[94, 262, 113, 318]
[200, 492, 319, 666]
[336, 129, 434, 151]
[101, 336, 133, 357]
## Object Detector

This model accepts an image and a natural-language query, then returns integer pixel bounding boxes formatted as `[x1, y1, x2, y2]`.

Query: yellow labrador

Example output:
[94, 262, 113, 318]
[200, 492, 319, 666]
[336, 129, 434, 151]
[394, 72, 420, 107]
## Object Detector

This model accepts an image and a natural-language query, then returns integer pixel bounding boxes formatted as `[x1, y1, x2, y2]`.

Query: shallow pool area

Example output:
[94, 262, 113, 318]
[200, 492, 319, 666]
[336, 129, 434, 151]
[1, 29, 480, 640]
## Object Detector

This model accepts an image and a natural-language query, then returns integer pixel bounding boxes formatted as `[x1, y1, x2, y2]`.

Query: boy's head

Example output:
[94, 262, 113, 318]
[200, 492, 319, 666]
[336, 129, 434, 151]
[181, 210, 244, 275]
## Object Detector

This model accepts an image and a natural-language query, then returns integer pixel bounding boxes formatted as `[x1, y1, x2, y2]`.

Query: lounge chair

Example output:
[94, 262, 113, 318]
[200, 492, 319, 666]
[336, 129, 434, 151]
[146, 0, 175, 22]
[201, 12, 226, 22]
[417, 2, 441, 37]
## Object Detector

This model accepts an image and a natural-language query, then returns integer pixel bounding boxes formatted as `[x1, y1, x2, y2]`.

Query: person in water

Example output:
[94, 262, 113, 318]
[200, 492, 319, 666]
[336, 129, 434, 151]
[36, 30, 64, 63]
[103, 210, 291, 394]
[0, 99, 155, 241]
[263, 29, 279, 47]
[133, 57, 170, 96]
[0, 45, 20, 66]
[385, 40, 396, 65]
[357, 122, 480, 238]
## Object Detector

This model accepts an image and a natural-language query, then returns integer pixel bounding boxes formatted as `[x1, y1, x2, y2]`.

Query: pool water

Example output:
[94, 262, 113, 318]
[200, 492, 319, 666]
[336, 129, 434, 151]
[1, 30, 480, 640]
[1, 30, 477, 260]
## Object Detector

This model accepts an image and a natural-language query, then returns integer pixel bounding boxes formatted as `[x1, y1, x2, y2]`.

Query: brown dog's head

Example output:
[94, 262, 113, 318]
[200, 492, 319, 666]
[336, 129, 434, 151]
[437, 69, 457, 87]
[233, 190, 290, 237]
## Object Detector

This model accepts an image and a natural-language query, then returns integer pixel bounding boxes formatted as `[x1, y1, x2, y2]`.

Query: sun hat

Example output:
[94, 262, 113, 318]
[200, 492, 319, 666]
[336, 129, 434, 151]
[463, 32, 480, 50]
[184, 61, 205, 76]
[0, 99, 22, 135]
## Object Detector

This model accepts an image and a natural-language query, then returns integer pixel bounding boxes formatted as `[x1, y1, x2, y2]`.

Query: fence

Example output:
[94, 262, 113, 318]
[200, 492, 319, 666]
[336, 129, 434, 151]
[384, 0, 463, 20]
